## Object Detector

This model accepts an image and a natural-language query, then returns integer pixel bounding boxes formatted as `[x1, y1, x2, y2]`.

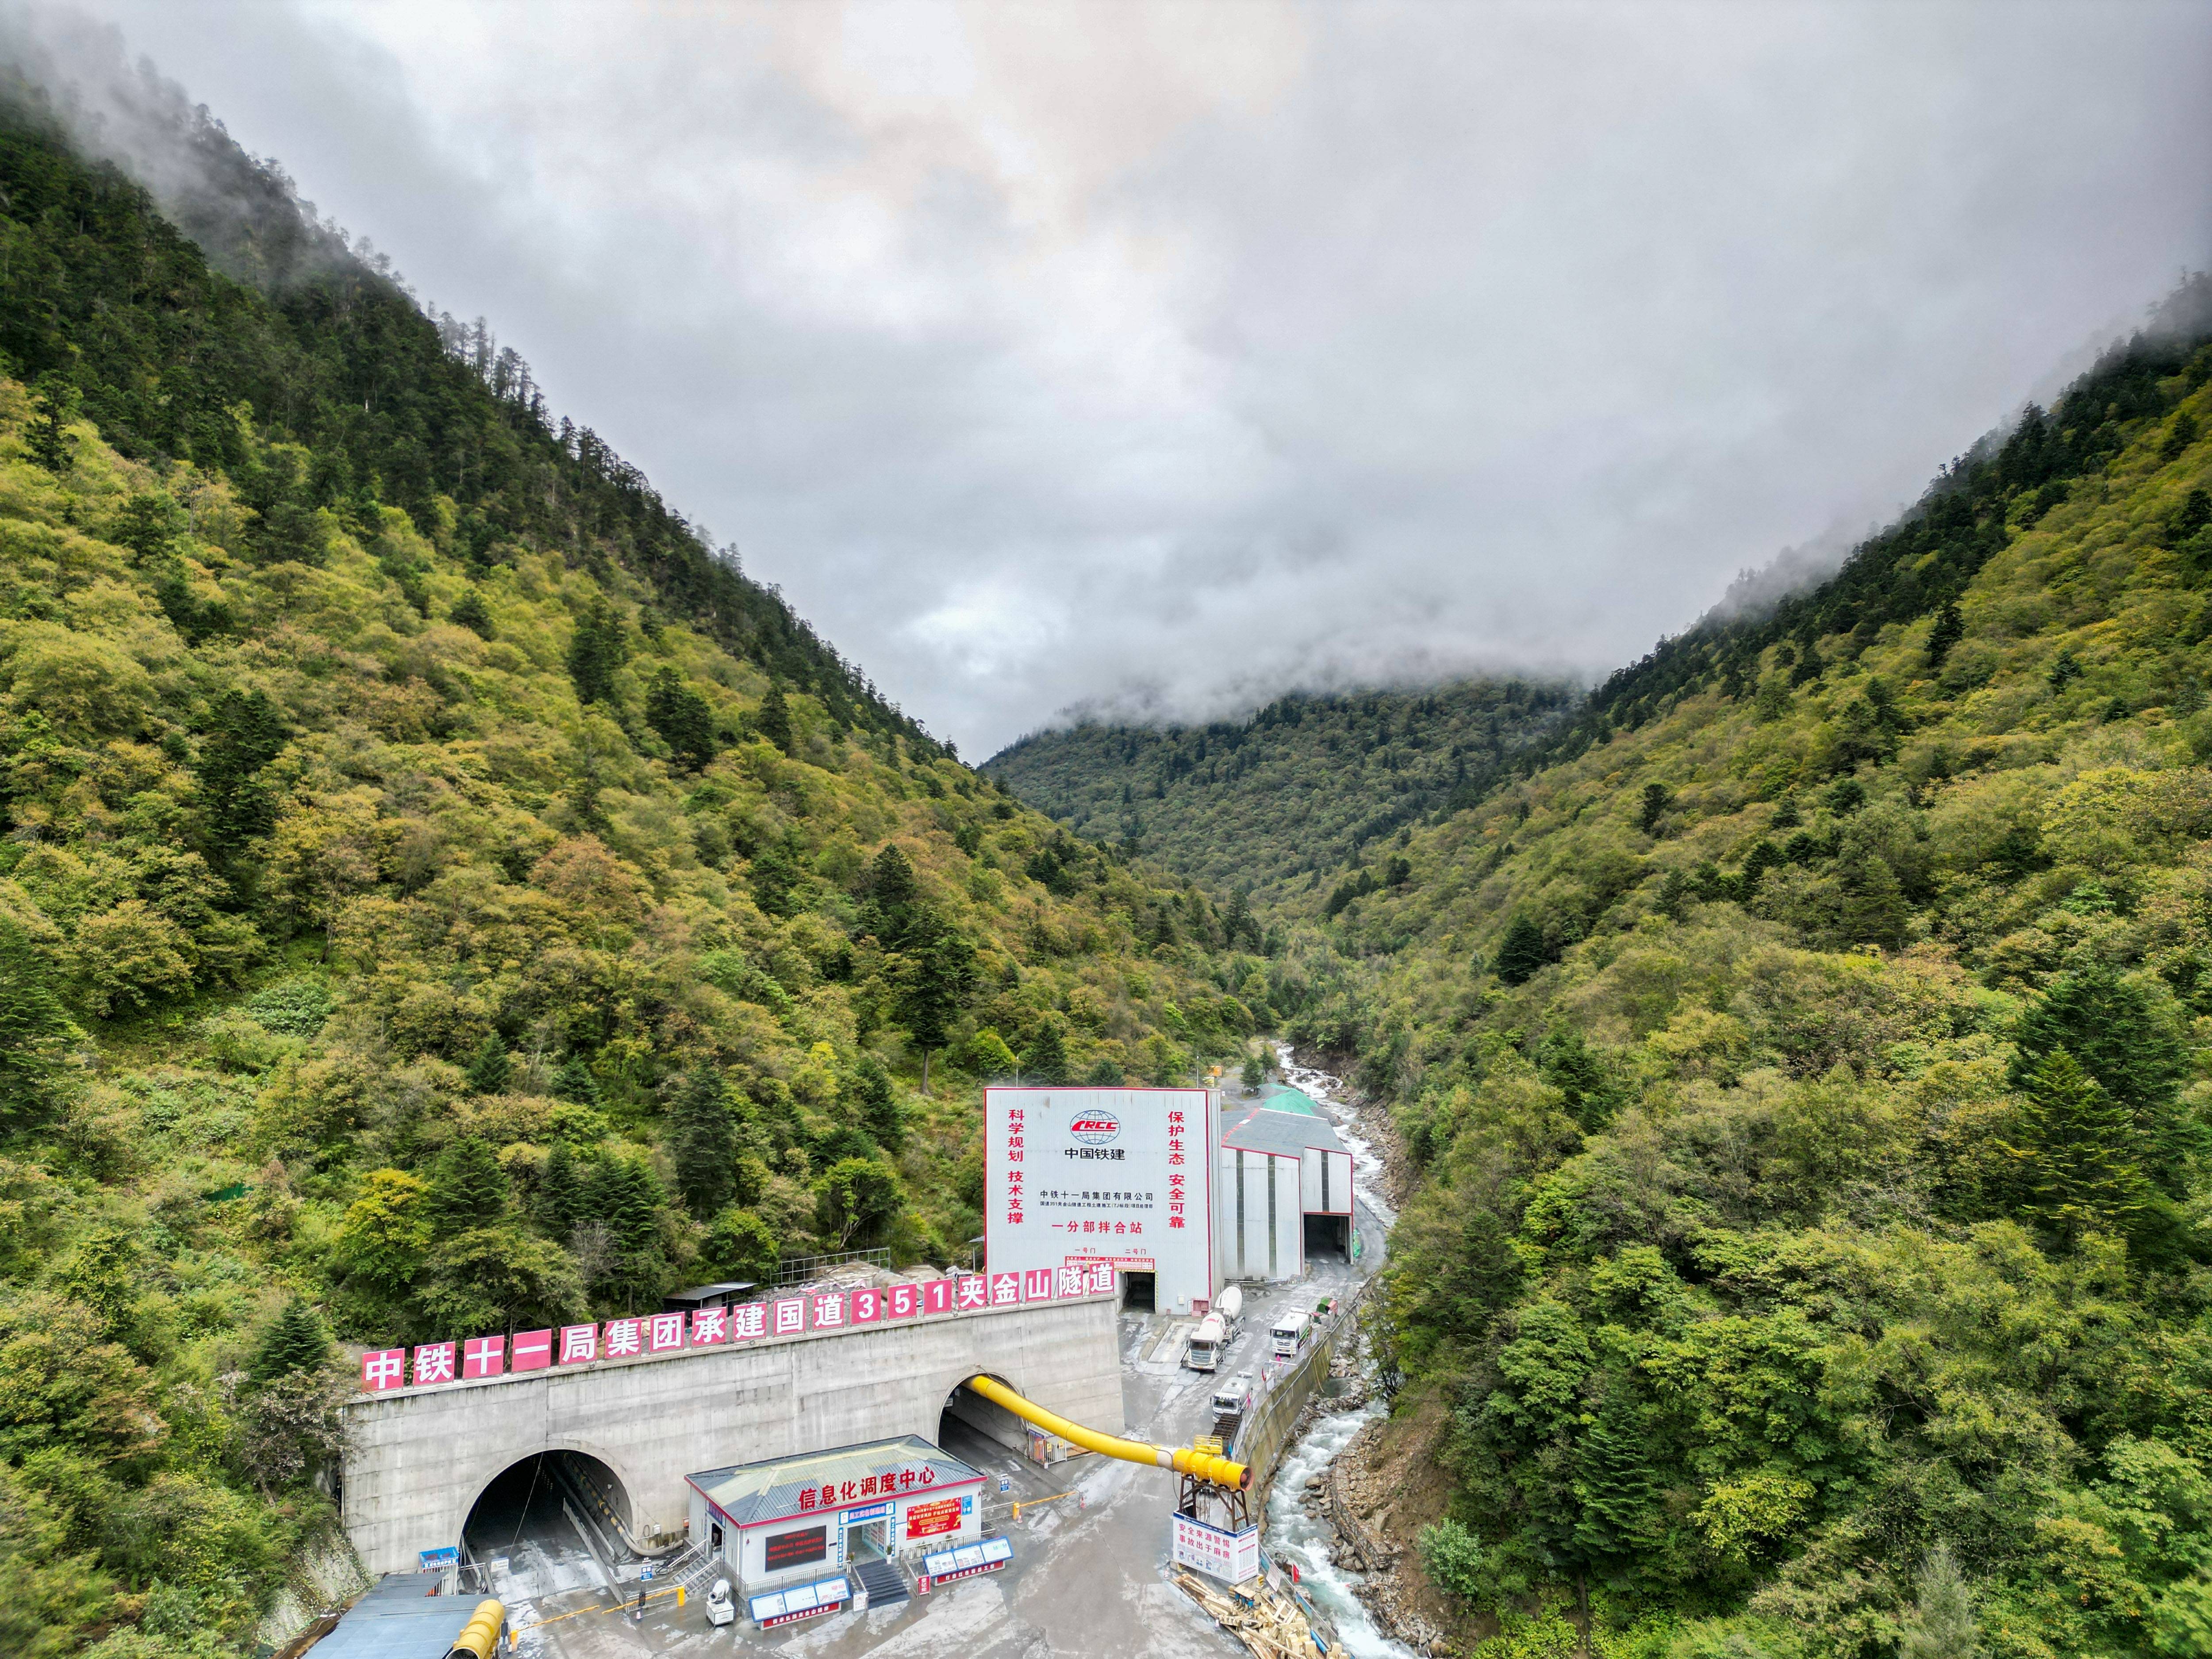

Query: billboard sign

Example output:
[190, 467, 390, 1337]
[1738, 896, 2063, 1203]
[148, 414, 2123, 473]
[1171, 1513, 1260, 1585]
[985, 1087, 1214, 1313]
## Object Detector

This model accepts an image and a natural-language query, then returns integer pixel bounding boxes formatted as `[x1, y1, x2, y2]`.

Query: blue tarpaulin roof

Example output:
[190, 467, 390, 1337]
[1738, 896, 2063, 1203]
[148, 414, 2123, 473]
[312, 1575, 483, 1659]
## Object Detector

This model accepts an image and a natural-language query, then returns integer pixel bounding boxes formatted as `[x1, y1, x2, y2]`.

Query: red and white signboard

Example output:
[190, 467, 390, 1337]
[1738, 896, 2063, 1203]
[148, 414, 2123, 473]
[1172, 1513, 1261, 1585]
[361, 1258, 1121, 1394]
[361, 1348, 405, 1392]
[985, 1087, 1216, 1314]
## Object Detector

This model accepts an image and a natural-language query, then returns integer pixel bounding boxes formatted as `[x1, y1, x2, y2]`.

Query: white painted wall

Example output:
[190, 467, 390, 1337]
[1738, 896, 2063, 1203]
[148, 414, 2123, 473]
[1300, 1148, 1354, 1215]
[1213, 1147, 1303, 1283]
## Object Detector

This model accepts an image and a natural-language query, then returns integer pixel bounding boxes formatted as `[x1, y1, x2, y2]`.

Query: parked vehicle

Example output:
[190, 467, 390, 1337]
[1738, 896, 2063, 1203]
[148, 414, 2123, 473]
[1183, 1313, 1228, 1371]
[1211, 1372, 1256, 1451]
[1215, 1283, 1244, 1333]
[1270, 1311, 1311, 1358]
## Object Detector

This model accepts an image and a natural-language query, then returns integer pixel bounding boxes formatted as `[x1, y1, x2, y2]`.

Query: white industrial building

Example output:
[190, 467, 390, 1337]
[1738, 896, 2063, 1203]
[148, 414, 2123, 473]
[1215, 1101, 1356, 1280]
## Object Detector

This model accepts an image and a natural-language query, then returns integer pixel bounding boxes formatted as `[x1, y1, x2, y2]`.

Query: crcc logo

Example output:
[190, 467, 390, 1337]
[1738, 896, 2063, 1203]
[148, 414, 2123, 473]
[1068, 1108, 1121, 1147]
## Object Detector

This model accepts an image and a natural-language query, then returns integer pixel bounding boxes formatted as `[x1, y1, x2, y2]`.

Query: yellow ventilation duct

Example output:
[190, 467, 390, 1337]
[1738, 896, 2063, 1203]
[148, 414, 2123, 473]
[961, 1374, 1249, 1490]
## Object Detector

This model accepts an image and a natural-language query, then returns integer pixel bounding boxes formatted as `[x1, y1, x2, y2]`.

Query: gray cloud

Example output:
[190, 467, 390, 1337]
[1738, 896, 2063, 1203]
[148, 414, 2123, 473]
[15, 0, 2212, 756]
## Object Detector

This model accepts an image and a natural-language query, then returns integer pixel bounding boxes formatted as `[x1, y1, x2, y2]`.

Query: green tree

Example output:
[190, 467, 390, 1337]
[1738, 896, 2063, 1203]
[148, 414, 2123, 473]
[551, 1057, 603, 1107]
[667, 1064, 737, 1216]
[699, 1207, 780, 1285]
[1570, 1390, 1660, 1574]
[0, 921, 78, 1128]
[334, 1171, 431, 1295]
[1022, 1019, 1071, 1085]
[2013, 963, 2198, 1190]
[1838, 853, 1910, 950]
[816, 1158, 901, 1248]
[1926, 597, 1965, 667]
[864, 843, 922, 947]
[645, 667, 717, 771]
[536, 1143, 583, 1239]
[580, 1157, 668, 1309]
[565, 594, 626, 704]
[852, 1053, 904, 1149]
[756, 682, 793, 753]
[1638, 782, 1671, 835]
[2006, 1047, 2150, 1238]
[462, 1035, 512, 1095]
[1898, 1542, 1982, 1659]
[448, 588, 493, 638]
[423, 1138, 510, 1240]
[195, 689, 287, 857]
[26, 375, 75, 474]
[894, 925, 978, 1095]
[1240, 1052, 1265, 1090]
[111, 492, 180, 564]
[1494, 915, 1547, 986]
[417, 1227, 586, 1334]
[246, 1299, 328, 1386]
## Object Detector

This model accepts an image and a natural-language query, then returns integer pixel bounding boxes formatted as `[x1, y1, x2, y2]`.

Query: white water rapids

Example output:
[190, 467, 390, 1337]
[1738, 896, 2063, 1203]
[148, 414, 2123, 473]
[1249, 1045, 1421, 1659]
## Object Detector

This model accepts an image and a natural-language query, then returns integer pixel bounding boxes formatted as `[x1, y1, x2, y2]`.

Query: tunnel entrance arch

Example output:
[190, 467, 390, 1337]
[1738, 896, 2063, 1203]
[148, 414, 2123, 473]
[460, 1449, 635, 1588]
[936, 1374, 1032, 1466]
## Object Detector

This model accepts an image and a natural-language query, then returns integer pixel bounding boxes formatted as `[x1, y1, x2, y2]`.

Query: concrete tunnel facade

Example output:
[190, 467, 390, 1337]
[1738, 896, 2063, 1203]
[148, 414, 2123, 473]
[341, 1294, 1123, 1577]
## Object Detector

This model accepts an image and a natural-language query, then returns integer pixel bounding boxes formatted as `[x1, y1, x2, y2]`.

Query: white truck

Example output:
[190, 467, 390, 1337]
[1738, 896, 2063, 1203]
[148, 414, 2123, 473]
[1183, 1312, 1228, 1371]
[1210, 1373, 1256, 1452]
[1270, 1310, 1312, 1358]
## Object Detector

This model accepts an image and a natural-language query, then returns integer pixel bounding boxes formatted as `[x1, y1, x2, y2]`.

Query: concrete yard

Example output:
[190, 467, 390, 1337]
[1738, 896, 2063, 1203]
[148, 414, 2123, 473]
[495, 1236, 1378, 1659]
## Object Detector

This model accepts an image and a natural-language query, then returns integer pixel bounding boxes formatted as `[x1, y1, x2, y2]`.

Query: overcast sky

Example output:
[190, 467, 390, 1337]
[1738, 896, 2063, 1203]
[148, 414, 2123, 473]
[21, 2, 2212, 756]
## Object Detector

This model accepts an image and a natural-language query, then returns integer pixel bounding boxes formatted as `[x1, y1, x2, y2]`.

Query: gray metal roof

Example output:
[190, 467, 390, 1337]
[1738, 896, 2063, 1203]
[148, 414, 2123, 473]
[1220, 1106, 1346, 1158]
[312, 1575, 482, 1659]
[689, 1434, 982, 1528]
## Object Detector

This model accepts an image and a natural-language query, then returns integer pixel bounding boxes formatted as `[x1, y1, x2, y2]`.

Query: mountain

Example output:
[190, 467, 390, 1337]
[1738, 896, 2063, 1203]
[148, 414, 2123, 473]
[0, 75, 1262, 1653]
[984, 680, 1575, 905]
[1258, 283, 2212, 1655]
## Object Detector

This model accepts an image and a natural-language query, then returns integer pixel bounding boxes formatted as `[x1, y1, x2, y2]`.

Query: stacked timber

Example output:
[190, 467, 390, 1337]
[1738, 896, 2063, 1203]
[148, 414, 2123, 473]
[1173, 1572, 1347, 1659]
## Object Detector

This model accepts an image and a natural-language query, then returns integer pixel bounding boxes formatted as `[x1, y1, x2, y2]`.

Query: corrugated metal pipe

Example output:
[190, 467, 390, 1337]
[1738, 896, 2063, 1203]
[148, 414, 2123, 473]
[444, 1598, 506, 1659]
[960, 1374, 1250, 1490]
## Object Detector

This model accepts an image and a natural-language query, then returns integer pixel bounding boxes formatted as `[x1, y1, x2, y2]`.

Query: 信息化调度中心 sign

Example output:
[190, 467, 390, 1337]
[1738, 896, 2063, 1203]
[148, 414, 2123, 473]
[356, 1264, 1118, 1394]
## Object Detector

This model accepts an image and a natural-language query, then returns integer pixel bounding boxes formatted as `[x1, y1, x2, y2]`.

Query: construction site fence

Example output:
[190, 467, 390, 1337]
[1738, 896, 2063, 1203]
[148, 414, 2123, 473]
[775, 1247, 893, 1286]
[1237, 1279, 1375, 1505]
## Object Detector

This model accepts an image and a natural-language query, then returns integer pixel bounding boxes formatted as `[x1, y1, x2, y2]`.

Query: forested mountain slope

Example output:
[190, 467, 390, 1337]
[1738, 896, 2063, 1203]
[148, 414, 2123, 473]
[985, 680, 1574, 904]
[1275, 282, 2212, 1656]
[0, 84, 1263, 1654]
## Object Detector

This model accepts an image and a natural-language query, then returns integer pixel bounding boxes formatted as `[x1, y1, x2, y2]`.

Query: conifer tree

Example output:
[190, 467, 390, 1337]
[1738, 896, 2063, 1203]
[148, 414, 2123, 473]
[538, 1142, 583, 1239]
[1898, 1543, 1982, 1659]
[1570, 1392, 1659, 1571]
[424, 1137, 511, 1239]
[2008, 1047, 2150, 1237]
[1838, 854, 1910, 951]
[1022, 1019, 1071, 1086]
[852, 1054, 903, 1150]
[551, 1057, 603, 1108]
[565, 594, 626, 703]
[27, 374, 75, 473]
[894, 923, 978, 1095]
[248, 1297, 330, 1385]
[1495, 915, 1547, 986]
[757, 683, 794, 753]
[668, 1064, 737, 1216]
[2012, 964, 2197, 1190]
[464, 1034, 513, 1095]
[1926, 597, 1965, 667]
[0, 919, 78, 1126]
[449, 588, 494, 638]
[646, 667, 717, 771]
[864, 843, 921, 947]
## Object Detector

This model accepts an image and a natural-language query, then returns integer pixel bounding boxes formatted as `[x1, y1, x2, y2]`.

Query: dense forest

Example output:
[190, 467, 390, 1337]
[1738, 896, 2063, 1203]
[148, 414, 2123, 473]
[986, 681, 1575, 905]
[1220, 283, 2212, 1657]
[0, 81, 1275, 1655]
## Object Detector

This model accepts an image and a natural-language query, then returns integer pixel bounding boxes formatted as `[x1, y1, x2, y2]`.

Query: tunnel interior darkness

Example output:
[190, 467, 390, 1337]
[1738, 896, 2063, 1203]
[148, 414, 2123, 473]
[937, 1379, 1028, 1466]
[462, 1449, 633, 1566]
